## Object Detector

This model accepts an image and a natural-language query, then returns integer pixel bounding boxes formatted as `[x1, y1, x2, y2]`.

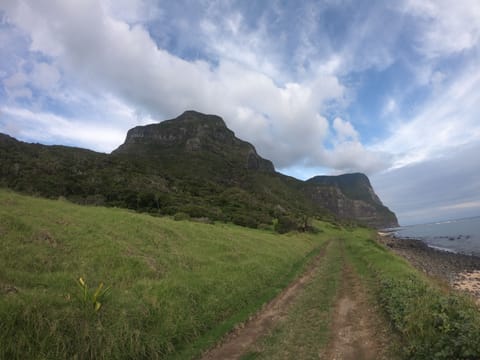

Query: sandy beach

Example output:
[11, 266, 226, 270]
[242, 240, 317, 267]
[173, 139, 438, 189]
[378, 233, 480, 303]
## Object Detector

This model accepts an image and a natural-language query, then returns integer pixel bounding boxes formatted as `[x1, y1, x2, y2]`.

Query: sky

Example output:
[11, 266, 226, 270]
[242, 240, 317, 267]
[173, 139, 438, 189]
[1, 0, 480, 225]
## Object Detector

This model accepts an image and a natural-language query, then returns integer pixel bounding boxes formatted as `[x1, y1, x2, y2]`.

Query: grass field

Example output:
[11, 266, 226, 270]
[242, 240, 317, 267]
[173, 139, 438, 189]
[2, 189, 480, 359]
[0, 189, 331, 359]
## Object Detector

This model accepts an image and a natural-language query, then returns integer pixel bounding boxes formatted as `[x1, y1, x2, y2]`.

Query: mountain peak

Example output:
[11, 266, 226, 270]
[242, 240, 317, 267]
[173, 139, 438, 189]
[306, 172, 398, 227]
[307, 172, 380, 202]
[113, 110, 274, 172]
[174, 110, 227, 127]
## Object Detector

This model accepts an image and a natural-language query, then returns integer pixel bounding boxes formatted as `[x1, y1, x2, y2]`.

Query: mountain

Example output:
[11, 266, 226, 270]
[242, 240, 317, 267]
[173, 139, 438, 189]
[0, 110, 398, 229]
[114, 111, 274, 173]
[306, 173, 398, 228]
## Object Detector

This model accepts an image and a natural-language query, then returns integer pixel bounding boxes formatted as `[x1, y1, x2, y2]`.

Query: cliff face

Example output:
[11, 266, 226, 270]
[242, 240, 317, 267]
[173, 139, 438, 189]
[114, 110, 274, 172]
[306, 173, 399, 228]
[0, 111, 398, 229]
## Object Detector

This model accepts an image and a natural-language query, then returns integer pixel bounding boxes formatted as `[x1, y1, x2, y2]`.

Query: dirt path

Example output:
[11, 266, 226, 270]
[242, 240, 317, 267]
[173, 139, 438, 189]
[201, 243, 329, 360]
[324, 263, 392, 360]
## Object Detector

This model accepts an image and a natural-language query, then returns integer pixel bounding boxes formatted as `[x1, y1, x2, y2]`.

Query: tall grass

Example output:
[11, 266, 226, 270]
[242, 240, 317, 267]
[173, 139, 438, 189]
[0, 189, 327, 359]
[343, 228, 480, 359]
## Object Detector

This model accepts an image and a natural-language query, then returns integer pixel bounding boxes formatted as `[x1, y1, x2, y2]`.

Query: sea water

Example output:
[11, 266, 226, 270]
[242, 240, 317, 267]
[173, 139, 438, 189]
[391, 216, 480, 256]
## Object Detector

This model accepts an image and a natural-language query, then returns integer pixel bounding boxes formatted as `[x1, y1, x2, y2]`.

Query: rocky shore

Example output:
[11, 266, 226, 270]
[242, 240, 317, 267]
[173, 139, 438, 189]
[377, 234, 480, 302]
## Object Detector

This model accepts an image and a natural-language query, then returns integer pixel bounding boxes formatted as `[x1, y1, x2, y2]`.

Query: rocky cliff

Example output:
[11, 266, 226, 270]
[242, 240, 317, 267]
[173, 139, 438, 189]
[114, 111, 274, 172]
[0, 111, 398, 229]
[306, 173, 399, 228]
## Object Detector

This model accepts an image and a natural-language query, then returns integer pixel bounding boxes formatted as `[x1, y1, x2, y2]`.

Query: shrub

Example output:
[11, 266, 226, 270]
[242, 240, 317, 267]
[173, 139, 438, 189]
[173, 212, 190, 221]
[379, 276, 480, 359]
[274, 215, 298, 234]
[231, 213, 259, 228]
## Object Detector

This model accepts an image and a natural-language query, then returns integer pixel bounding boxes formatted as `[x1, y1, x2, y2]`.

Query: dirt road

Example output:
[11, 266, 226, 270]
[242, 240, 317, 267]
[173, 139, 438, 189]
[201, 244, 328, 360]
[201, 240, 394, 360]
[323, 264, 392, 360]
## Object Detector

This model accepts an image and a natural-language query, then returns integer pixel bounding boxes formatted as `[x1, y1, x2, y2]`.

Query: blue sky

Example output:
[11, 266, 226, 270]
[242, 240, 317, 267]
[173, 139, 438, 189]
[1, 0, 480, 225]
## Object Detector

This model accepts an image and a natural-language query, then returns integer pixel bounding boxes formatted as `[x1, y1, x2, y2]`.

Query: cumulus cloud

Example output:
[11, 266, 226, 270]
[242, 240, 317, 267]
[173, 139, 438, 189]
[0, 0, 383, 174]
[0, 1, 479, 187]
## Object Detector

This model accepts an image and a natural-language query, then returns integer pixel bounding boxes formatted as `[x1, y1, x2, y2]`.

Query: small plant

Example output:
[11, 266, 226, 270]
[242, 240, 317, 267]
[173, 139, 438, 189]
[77, 277, 111, 313]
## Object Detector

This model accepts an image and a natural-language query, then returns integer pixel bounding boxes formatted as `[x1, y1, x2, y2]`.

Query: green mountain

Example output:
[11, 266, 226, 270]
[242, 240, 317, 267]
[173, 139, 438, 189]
[0, 110, 398, 228]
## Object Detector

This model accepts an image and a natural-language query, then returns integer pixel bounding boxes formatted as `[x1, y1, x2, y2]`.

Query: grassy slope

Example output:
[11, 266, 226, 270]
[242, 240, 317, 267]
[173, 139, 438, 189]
[0, 189, 327, 359]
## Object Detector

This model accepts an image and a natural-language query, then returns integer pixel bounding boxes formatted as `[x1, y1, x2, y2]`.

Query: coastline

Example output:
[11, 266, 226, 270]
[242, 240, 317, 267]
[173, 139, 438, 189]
[377, 233, 480, 302]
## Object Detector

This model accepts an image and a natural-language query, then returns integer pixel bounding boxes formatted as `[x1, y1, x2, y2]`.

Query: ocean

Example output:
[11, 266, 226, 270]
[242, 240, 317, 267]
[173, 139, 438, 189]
[391, 216, 480, 256]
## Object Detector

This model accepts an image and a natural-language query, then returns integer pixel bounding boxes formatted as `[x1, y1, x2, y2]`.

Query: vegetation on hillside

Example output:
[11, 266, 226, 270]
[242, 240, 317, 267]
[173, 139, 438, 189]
[0, 132, 321, 232]
[0, 111, 398, 229]
[0, 189, 327, 359]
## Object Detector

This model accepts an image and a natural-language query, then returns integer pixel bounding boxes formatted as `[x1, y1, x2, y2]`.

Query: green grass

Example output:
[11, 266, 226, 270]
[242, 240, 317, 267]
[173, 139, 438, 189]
[0, 189, 329, 359]
[343, 228, 480, 359]
[3, 189, 479, 359]
[243, 238, 343, 359]
[247, 226, 480, 360]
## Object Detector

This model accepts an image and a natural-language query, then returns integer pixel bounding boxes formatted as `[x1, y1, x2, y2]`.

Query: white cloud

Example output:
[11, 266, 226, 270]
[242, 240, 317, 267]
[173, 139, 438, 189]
[30, 62, 60, 90]
[3, 71, 31, 99]
[0, 106, 125, 152]
[0, 0, 363, 173]
[199, 12, 282, 81]
[374, 63, 480, 169]
[332, 117, 358, 141]
[102, 0, 161, 24]
[402, 0, 480, 57]
[322, 141, 390, 175]
[2, 0, 478, 184]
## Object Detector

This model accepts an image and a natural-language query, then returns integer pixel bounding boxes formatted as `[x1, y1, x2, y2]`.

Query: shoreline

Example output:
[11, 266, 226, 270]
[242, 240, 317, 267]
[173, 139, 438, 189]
[377, 233, 480, 302]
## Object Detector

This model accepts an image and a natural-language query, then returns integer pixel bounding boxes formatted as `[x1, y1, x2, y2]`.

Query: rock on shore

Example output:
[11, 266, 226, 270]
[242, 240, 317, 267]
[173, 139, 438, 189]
[378, 234, 480, 302]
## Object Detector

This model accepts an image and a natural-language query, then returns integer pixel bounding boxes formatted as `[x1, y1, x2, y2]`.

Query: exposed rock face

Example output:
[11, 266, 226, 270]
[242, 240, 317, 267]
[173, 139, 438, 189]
[114, 110, 274, 172]
[306, 173, 399, 228]
[0, 110, 398, 229]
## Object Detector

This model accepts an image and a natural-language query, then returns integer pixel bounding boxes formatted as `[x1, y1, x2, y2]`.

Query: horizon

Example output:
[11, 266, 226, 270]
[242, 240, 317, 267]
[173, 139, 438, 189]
[1, 1, 480, 225]
[397, 214, 480, 228]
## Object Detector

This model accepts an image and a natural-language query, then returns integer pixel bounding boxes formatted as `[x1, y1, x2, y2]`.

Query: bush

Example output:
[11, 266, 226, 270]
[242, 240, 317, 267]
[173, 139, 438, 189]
[379, 276, 480, 359]
[173, 212, 190, 221]
[274, 215, 298, 234]
[231, 213, 259, 228]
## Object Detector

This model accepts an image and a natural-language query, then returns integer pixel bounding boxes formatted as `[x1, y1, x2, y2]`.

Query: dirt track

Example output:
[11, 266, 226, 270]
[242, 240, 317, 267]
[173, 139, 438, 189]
[201, 244, 328, 360]
[323, 264, 392, 360]
[202, 240, 393, 360]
